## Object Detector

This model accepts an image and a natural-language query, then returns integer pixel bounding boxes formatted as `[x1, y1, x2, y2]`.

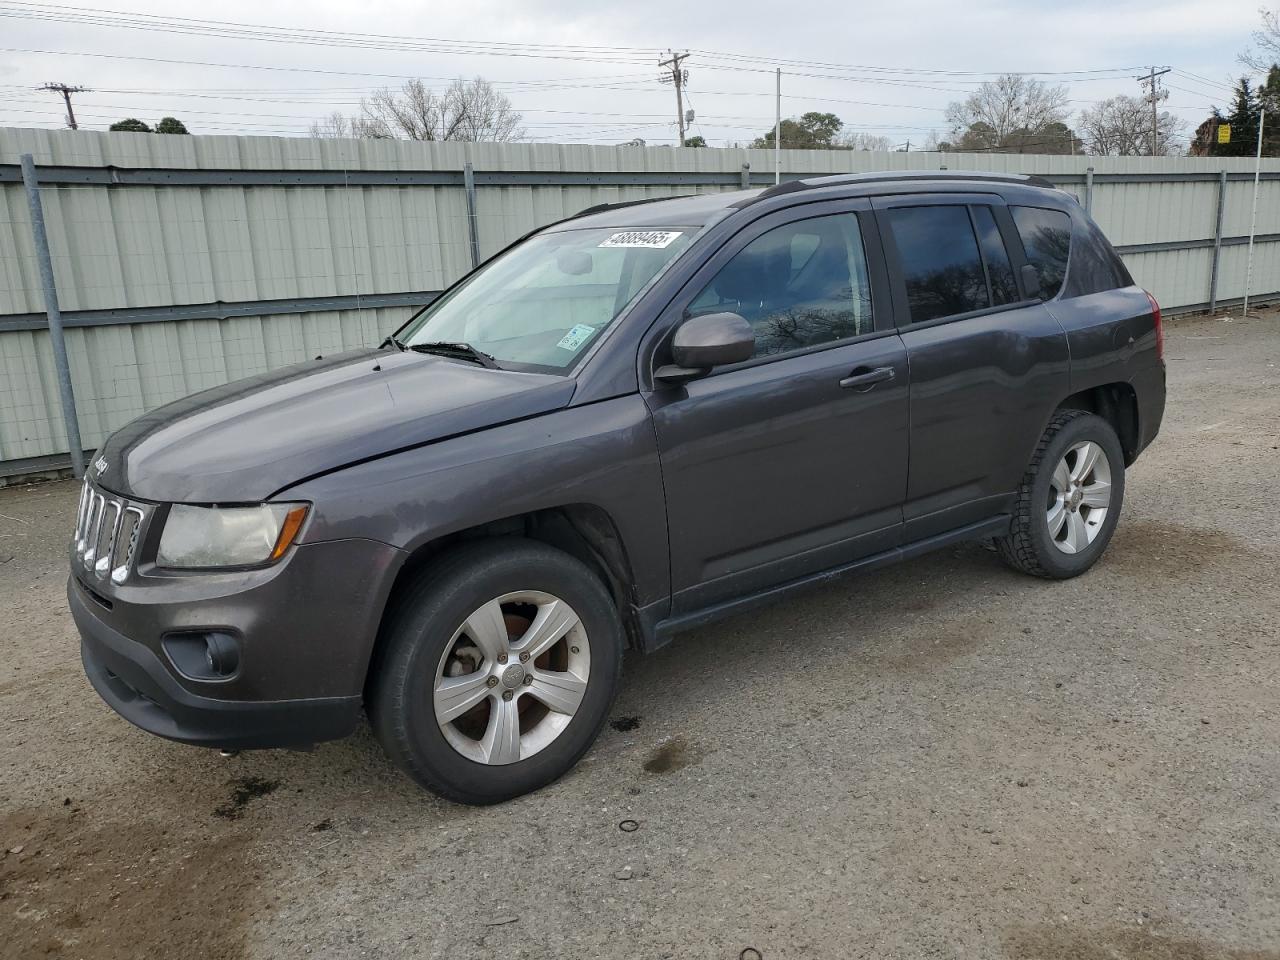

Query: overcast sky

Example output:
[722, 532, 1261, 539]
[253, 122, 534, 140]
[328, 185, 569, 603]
[0, 0, 1268, 148]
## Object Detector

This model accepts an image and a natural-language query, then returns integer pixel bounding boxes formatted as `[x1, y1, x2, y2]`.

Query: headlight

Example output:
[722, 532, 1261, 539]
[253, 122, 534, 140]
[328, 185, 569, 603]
[157, 503, 309, 569]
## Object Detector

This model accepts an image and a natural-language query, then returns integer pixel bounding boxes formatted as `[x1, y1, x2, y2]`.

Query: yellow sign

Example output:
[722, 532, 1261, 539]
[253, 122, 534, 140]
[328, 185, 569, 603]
[1218, 124, 1231, 144]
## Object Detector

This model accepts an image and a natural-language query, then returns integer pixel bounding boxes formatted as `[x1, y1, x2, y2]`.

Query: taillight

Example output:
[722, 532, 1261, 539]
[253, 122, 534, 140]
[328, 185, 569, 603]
[1145, 290, 1164, 363]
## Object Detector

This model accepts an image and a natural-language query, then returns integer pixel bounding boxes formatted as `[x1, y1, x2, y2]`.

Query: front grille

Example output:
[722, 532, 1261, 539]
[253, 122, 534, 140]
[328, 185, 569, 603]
[73, 479, 146, 585]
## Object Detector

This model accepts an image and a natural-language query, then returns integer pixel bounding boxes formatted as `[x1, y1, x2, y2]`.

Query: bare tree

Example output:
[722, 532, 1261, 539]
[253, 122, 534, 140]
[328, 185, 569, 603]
[311, 78, 525, 142]
[840, 131, 894, 151]
[945, 74, 1071, 150]
[308, 111, 383, 139]
[1077, 95, 1187, 156]
[1241, 6, 1280, 70]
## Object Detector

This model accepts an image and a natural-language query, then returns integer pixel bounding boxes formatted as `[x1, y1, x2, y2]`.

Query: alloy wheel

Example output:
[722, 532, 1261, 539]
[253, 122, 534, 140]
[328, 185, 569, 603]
[432, 591, 590, 765]
[1046, 440, 1113, 554]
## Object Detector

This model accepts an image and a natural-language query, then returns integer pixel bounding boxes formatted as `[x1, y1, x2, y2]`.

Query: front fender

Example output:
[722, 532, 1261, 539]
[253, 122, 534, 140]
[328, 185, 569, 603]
[279, 396, 669, 609]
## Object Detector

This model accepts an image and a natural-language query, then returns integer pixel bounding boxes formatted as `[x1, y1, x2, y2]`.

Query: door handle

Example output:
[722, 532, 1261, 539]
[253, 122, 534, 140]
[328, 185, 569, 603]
[839, 365, 895, 391]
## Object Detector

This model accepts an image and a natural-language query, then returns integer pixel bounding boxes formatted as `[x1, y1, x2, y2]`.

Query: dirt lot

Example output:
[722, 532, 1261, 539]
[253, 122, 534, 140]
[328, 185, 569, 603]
[2, 308, 1278, 960]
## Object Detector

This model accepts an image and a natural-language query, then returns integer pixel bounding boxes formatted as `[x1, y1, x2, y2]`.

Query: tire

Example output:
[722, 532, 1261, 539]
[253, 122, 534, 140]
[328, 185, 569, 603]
[997, 410, 1126, 580]
[368, 539, 623, 805]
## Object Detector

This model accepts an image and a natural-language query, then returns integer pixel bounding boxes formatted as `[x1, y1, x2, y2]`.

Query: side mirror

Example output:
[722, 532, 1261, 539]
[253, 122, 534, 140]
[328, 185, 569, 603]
[655, 312, 755, 383]
[1020, 263, 1043, 300]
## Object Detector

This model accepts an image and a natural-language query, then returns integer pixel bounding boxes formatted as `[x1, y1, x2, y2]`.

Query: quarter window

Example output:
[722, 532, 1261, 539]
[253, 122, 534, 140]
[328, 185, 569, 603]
[687, 213, 874, 359]
[885, 205, 990, 323]
[1011, 205, 1072, 299]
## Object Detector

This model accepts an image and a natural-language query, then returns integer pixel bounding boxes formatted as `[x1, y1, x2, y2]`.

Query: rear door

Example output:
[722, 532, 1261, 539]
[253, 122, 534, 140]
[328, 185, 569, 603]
[872, 193, 1070, 541]
[642, 199, 909, 614]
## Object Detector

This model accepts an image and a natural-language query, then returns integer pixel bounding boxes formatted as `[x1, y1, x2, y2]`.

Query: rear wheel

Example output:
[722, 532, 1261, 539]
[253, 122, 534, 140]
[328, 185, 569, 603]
[997, 410, 1126, 579]
[369, 539, 623, 804]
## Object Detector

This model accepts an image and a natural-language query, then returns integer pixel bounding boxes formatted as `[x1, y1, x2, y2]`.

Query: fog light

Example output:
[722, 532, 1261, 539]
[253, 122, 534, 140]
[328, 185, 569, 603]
[163, 631, 241, 681]
[204, 633, 240, 676]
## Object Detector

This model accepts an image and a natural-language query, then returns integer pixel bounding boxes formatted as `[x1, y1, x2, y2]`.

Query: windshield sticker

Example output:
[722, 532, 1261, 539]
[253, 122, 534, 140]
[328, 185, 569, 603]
[556, 324, 596, 351]
[598, 230, 683, 249]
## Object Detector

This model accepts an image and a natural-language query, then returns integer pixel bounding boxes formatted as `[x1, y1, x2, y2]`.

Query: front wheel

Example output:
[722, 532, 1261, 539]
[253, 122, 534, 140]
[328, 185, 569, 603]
[997, 410, 1126, 579]
[369, 539, 623, 804]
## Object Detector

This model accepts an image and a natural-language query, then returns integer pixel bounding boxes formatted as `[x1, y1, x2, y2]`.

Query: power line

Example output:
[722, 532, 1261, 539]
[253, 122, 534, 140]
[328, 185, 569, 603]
[0, 2, 1155, 90]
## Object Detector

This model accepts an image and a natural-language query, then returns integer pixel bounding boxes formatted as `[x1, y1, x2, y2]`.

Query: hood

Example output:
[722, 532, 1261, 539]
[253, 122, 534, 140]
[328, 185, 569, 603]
[94, 348, 575, 502]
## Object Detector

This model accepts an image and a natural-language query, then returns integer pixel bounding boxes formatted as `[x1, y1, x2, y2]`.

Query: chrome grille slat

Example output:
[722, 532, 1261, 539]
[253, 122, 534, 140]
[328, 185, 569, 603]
[95, 500, 121, 578]
[82, 493, 105, 569]
[72, 481, 148, 584]
[112, 507, 144, 584]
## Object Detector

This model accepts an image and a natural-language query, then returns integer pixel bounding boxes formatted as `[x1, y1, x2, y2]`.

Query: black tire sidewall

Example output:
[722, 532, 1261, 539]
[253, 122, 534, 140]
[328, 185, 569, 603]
[1028, 414, 1126, 578]
[373, 541, 622, 804]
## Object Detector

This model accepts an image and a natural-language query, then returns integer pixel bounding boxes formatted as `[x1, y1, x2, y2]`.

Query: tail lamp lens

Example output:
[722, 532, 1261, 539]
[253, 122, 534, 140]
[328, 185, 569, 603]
[1145, 290, 1164, 363]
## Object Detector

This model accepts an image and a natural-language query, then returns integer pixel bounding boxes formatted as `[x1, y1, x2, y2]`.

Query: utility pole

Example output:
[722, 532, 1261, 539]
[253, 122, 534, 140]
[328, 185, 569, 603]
[1136, 66, 1170, 156]
[1242, 108, 1266, 319]
[658, 50, 690, 147]
[40, 82, 90, 130]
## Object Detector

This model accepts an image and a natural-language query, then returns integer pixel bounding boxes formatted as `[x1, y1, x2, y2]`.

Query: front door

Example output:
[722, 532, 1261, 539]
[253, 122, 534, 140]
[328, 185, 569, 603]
[642, 200, 910, 614]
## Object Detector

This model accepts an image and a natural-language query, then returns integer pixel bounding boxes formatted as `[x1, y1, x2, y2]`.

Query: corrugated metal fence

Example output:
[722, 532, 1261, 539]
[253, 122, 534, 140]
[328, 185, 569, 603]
[2, 127, 1279, 476]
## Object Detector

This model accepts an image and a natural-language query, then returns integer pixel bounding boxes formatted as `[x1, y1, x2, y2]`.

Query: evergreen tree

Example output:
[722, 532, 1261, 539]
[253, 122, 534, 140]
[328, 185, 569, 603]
[108, 118, 151, 133]
[1211, 78, 1261, 157]
[1260, 65, 1280, 156]
[154, 117, 190, 135]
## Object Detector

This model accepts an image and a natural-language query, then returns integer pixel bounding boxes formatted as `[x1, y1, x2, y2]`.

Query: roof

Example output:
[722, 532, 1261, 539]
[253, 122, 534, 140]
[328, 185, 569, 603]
[554, 170, 1061, 231]
[550, 189, 761, 230]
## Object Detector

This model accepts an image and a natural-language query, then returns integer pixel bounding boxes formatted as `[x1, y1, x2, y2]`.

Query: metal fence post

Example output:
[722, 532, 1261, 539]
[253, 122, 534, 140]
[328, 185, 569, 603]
[740, 162, 750, 189]
[1208, 169, 1228, 314]
[19, 154, 84, 478]
[1084, 166, 1094, 216]
[463, 161, 480, 269]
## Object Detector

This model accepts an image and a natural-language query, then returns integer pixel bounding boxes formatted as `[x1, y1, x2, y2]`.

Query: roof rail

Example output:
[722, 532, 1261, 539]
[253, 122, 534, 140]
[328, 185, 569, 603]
[572, 194, 694, 220]
[740, 170, 1057, 206]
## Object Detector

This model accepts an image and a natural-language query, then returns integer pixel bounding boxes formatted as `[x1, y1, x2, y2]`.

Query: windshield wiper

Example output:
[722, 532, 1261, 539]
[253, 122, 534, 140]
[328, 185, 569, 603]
[380, 334, 407, 351]
[407, 340, 501, 369]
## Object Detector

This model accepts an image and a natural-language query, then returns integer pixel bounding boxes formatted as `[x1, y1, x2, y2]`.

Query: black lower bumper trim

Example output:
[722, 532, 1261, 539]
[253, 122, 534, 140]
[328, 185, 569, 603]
[71, 579, 362, 750]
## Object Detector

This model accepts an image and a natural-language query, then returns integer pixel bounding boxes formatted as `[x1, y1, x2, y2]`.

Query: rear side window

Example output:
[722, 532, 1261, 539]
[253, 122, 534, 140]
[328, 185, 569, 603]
[971, 206, 1019, 305]
[885, 205, 989, 323]
[1011, 206, 1072, 299]
[1064, 215, 1133, 297]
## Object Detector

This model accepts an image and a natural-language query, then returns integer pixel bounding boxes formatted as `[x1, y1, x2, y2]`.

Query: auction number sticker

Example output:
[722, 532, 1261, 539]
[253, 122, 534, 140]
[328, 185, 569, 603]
[556, 324, 596, 351]
[598, 230, 683, 249]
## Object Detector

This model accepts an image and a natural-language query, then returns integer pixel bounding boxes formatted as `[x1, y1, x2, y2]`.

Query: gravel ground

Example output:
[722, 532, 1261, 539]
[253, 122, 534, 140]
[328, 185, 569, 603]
[2, 308, 1278, 960]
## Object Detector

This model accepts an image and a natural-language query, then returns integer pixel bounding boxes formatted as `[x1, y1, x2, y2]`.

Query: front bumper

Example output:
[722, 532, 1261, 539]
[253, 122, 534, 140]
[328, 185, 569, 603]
[68, 534, 404, 750]
[73, 578, 362, 749]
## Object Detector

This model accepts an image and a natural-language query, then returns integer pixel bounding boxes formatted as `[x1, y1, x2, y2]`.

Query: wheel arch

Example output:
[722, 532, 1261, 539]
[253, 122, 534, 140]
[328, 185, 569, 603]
[363, 504, 644, 699]
[1055, 381, 1141, 465]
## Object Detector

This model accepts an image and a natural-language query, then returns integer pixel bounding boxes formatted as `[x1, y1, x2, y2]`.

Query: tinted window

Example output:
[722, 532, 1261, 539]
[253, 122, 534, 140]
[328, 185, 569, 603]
[886, 205, 989, 323]
[688, 213, 873, 359]
[1011, 205, 1072, 299]
[971, 206, 1019, 305]
[1063, 215, 1131, 298]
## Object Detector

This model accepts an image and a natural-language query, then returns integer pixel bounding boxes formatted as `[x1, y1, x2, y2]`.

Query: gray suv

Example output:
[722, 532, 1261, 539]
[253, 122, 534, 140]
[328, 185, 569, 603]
[69, 172, 1166, 804]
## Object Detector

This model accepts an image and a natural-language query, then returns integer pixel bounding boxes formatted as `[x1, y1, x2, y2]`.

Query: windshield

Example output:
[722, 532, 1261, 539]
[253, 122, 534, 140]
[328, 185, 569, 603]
[401, 226, 694, 371]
